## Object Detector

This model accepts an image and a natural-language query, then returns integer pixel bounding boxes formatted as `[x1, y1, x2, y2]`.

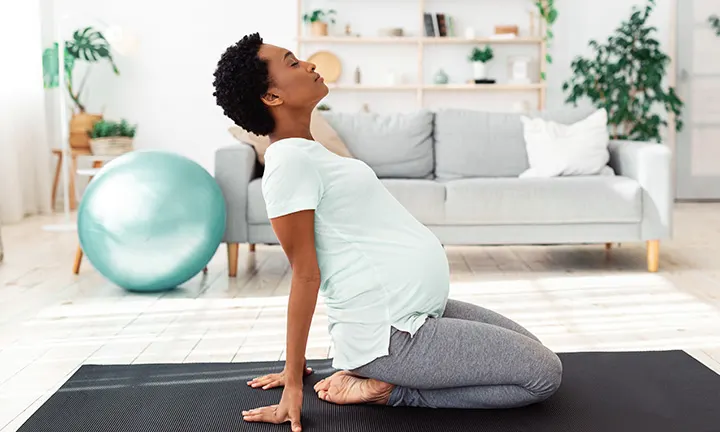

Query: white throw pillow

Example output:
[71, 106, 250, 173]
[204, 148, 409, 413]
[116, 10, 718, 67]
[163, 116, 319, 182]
[519, 108, 611, 178]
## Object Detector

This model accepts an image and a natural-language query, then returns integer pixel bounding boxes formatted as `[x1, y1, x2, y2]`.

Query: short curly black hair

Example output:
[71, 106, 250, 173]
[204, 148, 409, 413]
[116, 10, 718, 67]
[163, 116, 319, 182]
[213, 33, 275, 135]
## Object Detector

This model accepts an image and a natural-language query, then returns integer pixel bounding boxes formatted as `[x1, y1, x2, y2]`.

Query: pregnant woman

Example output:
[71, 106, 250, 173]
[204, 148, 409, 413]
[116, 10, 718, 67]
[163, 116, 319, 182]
[213, 33, 562, 432]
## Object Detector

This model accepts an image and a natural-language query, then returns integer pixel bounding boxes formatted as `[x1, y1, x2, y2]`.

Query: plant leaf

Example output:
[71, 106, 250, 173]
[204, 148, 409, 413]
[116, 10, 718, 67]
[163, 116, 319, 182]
[548, 9, 558, 24]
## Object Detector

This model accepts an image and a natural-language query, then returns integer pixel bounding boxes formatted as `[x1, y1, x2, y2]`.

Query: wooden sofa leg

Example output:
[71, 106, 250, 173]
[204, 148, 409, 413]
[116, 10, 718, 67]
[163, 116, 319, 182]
[248, 243, 256, 253]
[228, 243, 239, 277]
[647, 240, 659, 273]
[72, 246, 83, 275]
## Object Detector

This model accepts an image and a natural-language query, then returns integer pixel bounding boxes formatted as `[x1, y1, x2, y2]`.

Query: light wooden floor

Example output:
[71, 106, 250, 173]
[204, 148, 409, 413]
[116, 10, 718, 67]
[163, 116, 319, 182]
[1, 203, 720, 430]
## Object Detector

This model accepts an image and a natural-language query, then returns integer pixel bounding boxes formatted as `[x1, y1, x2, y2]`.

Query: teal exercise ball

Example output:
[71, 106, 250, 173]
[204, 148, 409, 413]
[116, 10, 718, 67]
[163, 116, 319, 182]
[77, 150, 226, 292]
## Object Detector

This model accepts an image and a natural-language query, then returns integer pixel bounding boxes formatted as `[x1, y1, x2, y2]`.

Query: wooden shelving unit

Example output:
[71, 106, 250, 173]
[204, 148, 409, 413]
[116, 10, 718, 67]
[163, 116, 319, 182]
[297, 0, 547, 109]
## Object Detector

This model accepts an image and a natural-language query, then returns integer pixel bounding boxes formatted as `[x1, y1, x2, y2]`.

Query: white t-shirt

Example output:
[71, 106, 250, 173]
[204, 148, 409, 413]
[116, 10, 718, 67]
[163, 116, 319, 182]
[262, 138, 450, 370]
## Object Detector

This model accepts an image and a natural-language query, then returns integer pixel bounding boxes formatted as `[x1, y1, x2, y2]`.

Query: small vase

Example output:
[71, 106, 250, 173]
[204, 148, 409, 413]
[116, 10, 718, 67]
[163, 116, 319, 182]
[311, 21, 328, 36]
[472, 62, 487, 80]
[433, 69, 449, 85]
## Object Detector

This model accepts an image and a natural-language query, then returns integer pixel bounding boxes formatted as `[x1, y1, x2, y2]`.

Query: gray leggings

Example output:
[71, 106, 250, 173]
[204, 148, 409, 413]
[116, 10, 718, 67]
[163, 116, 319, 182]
[351, 299, 563, 409]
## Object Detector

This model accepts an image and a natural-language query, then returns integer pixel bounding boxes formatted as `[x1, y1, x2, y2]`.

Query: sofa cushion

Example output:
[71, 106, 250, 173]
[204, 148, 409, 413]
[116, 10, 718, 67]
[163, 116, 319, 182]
[247, 179, 268, 224]
[247, 178, 445, 225]
[444, 176, 642, 225]
[434, 107, 597, 179]
[321, 110, 434, 179]
[380, 180, 445, 224]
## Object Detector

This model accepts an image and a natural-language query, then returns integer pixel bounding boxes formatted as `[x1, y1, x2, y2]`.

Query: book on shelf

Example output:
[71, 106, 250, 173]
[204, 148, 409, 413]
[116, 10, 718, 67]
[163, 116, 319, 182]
[423, 13, 435, 37]
[423, 12, 454, 37]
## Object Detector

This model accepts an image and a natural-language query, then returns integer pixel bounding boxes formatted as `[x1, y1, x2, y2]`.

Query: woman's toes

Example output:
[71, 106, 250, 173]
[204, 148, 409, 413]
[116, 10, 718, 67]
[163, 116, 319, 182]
[314, 378, 329, 393]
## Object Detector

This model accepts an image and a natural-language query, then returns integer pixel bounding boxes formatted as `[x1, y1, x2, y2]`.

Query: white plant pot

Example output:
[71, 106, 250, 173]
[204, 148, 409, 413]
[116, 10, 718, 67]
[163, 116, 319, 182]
[472, 62, 487, 80]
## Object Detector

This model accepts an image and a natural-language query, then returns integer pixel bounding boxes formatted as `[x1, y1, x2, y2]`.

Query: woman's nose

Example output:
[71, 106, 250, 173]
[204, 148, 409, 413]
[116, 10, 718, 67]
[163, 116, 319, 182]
[307, 62, 316, 72]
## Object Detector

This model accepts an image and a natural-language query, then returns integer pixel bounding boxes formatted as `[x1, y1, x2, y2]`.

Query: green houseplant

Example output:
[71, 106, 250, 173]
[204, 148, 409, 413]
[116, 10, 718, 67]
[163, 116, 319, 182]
[562, 0, 683, 142]
[536, 0, 558, 80]
[709, 14, 720, 35]
[89, 119, 137, 156]
[43, 27, 121, 150]
[469, 46, 494, 80]
[303, 9, 337, 36]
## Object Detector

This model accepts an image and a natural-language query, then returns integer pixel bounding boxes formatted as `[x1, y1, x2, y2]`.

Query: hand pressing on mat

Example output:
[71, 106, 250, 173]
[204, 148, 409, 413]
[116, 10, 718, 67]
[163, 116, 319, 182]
[243, 385, 304, 431]
[247, 365, 313, 390]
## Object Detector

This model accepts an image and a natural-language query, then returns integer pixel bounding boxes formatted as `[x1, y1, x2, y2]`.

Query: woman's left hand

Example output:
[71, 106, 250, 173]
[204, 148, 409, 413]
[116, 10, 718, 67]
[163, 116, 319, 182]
[247, 366, 313, 390]
[242, 386, 304, 431]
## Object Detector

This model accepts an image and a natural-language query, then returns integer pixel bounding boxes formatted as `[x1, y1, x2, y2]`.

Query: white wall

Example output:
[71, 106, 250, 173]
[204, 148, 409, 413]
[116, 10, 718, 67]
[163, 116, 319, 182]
[547, 0, 672, 109]
[43, 0, 673, 169]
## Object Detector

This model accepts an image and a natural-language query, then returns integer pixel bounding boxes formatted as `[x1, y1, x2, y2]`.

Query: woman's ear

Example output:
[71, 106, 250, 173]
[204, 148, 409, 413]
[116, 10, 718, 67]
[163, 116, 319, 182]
[262, 91, 283, 107]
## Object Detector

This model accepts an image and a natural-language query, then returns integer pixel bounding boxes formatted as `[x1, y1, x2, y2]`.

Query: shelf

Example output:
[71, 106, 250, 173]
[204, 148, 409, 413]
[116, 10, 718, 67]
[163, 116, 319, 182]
[422, 37, 543, 45]
[326, 84, 419, 90]
[299, 36, 418, 44]
[424, 83, 545, 91]
[325, 83, 544, 91]
[298, 36, 543, 45]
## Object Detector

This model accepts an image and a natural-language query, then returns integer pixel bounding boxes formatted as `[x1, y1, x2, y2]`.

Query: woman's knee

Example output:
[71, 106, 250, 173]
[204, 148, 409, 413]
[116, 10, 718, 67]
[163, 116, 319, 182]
[527, 351, 563, 402]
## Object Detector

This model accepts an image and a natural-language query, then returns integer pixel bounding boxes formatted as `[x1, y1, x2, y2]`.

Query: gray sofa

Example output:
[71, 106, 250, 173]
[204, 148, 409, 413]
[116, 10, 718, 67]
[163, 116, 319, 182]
[215, 108, 671, 276]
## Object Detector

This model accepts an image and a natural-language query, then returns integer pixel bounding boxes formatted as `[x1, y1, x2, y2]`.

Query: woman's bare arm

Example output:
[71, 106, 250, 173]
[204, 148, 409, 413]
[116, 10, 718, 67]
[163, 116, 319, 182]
[270, 209, 321, 388]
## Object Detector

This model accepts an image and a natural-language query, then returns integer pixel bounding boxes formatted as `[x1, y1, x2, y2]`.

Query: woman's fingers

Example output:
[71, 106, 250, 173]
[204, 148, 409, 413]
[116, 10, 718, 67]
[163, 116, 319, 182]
[289, 405, 303, 432]
[262, 380, 283, 390]
[242, 405, 281, 423]
[249, 374, 279, 388]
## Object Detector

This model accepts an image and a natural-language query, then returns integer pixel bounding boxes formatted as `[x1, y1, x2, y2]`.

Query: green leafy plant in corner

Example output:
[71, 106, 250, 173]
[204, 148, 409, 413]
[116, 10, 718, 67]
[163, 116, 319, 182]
[303, 9, 337, 24]
[469, 46, 494, 63]
[90, 119, 137, 139]
[536, 0, 558, 80]
[562, 0, 683, 142]
[42, 27, 120, 112]
[709, 14, 720, 36]
[317, 103, 331, 111]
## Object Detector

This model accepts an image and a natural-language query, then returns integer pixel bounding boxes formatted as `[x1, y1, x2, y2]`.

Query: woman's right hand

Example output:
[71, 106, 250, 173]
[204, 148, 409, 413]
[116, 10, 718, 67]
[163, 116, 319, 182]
[247, 366, 314, 390]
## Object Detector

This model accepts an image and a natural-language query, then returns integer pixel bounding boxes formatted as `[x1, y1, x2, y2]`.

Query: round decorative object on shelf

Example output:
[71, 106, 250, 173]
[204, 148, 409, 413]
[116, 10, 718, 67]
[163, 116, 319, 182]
[308, 50, 342, 83]
[434, 69, 449, 84]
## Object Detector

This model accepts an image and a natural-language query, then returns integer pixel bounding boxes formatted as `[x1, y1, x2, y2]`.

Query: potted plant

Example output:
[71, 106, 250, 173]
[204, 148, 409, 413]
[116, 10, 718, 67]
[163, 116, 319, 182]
[562, 0, 683, 142]
[89, 119, 137, 156]
[536, 0, 558, 80]
[303, 9, 337, 36]
[468, 46, 494, 81]
[43, 27, 120, 151]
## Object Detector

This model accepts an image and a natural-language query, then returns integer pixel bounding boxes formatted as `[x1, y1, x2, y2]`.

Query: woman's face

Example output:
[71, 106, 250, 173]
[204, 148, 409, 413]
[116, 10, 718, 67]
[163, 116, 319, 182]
[259, 44, 328, 110]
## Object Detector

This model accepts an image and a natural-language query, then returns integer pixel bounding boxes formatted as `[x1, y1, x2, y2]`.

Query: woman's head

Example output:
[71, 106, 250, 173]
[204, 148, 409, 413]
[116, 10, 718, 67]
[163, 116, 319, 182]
[213, 33, 328, 135]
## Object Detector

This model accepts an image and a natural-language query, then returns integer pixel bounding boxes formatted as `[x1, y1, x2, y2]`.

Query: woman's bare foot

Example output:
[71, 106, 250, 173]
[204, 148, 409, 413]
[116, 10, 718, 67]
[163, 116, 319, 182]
[314, 371, 394, 405]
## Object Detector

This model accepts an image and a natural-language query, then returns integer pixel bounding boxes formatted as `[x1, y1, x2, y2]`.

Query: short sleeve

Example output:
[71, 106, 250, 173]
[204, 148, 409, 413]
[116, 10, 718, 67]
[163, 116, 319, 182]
[262, 145, 323, 219]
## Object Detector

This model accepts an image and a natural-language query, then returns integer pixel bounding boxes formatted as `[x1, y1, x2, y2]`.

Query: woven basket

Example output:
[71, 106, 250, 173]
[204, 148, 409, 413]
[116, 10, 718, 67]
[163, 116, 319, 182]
[89, 137, 134, 156]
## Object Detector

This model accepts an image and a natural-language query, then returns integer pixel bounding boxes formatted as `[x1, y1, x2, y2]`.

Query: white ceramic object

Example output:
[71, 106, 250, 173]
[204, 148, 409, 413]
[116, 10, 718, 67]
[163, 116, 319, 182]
[472, 62, 487, 80]
[509, 56, 532, 84]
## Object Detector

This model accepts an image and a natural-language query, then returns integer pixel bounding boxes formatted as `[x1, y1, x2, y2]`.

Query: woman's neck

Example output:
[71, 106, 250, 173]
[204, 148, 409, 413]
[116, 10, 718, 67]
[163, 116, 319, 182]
[269, 108, 314, 143]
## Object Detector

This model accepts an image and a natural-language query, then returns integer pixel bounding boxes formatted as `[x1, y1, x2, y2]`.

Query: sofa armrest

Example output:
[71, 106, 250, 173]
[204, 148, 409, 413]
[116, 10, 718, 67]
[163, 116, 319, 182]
[608, 140, 672, 240]
[214, 143, 260, 243]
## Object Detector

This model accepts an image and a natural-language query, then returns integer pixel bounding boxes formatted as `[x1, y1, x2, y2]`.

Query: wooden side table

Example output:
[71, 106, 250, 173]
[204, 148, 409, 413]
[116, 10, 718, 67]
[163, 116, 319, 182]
[52, 148, 91, 211]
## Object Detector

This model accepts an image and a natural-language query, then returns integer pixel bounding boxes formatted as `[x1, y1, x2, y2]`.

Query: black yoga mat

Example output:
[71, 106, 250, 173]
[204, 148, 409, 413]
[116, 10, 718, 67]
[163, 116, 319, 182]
[18, 350, 720, 432]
